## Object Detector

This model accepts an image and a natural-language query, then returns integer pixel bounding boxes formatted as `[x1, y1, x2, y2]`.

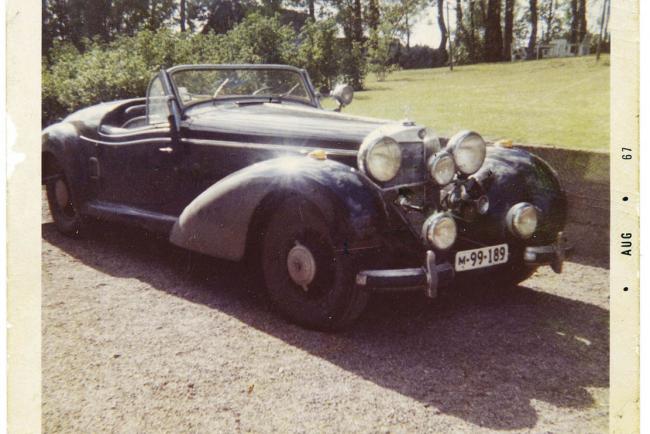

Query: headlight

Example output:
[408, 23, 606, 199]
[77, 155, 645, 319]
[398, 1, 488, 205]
[422, 213, 457, 250]
[447, 131, 486, 175]
[428, 152, 455, 185]
[506, 202, 538, 239]
[359, 137, 402, 182]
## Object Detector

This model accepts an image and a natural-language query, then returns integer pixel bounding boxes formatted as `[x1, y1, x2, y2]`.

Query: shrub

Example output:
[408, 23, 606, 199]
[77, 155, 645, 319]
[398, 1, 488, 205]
[297, 18, 339, 91]
[338, 41, 366, 91]
[367, 25, 398, 81]
[41, 14, 368, 125]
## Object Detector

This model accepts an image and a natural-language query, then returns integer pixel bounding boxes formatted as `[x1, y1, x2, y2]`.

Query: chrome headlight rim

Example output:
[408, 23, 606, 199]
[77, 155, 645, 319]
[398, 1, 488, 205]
[428, 152, 456, 186]
[506, 202, 538, 239]
[447, 130, 487, 175]
[422, 213, 458, 251]
[358, 136, 402, 183]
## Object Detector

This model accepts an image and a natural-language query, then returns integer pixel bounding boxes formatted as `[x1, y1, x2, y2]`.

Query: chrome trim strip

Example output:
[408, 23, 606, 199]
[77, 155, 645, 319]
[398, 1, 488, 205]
[80, 135, 172, 146]
[97, 125, 170, 139]
[181, 138, 359, 157]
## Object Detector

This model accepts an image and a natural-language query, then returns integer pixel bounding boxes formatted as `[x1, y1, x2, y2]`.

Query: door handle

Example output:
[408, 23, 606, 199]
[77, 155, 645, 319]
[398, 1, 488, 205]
[158, 146, 174, 153]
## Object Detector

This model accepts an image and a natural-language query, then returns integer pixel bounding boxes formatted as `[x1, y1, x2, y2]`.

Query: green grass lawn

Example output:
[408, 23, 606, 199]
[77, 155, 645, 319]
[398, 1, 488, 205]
[345, 55, 610, 151]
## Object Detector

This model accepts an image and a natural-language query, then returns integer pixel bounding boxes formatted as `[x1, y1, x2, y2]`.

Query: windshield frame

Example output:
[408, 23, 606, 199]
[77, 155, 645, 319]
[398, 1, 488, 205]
[165, 64, 320, 110]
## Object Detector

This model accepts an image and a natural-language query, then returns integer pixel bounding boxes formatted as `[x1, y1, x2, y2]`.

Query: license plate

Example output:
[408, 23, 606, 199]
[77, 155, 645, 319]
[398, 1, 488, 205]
[455, 244, 509, 272]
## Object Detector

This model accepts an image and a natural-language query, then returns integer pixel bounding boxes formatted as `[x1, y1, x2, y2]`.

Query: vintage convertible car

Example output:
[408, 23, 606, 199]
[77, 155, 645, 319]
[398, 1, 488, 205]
[42, 64, 569, 330]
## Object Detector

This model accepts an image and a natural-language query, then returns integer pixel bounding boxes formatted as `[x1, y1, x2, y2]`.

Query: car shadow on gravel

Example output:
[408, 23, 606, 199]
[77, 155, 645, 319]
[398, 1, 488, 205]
[42, 221, 609, 431]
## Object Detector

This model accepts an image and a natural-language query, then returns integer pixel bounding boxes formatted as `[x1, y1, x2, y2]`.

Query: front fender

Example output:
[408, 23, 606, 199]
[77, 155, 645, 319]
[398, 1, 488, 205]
[462, 146, 568, 245]
[170, 156, 388, 261]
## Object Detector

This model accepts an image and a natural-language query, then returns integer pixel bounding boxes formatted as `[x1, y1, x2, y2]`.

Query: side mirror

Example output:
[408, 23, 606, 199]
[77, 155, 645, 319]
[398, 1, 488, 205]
[330, 84, 354, 112]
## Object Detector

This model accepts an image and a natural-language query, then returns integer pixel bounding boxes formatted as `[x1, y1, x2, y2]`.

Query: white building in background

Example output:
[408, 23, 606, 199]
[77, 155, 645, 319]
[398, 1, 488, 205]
[512, 36, 592, 61]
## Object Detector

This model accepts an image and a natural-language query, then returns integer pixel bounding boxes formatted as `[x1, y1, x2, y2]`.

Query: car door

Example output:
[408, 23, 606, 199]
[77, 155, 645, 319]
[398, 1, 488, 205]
[94, 72, 186, 215]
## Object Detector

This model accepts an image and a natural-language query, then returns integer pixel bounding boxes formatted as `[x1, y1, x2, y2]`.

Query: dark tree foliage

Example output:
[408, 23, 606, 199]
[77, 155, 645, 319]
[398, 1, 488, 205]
[42, 0, 176, 57]
[188, 0, 254, 34]
[366, 0, 380, 32]
[286, 0, 318, 20]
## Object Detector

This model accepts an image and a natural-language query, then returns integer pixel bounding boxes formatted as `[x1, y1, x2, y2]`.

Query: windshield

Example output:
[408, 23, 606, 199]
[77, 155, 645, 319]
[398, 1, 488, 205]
[170, 67, 312, 106]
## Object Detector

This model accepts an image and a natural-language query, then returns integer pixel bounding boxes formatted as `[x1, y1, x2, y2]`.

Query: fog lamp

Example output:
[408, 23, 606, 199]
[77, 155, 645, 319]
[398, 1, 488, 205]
[506, 202, 538, 239]
[422, 213, 457, 250]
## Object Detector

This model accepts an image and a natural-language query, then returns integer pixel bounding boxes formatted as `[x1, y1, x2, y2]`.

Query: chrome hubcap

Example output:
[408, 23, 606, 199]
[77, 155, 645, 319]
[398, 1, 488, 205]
[54, 179, 70, 209]
[286, 241, 317, 291]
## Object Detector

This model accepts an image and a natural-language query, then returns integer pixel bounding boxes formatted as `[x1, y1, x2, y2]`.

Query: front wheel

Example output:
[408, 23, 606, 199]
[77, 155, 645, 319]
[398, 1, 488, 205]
[260, 196, 369, 331]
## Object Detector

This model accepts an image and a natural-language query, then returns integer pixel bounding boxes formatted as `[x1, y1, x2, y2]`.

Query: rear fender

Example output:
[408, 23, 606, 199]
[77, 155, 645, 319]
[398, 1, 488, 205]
[42, 121, 89, 205]
[170, 156, 389, 261]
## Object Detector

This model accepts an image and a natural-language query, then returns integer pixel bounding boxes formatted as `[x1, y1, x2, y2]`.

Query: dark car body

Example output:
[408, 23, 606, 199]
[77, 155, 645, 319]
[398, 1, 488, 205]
[42, 64, 569, 328]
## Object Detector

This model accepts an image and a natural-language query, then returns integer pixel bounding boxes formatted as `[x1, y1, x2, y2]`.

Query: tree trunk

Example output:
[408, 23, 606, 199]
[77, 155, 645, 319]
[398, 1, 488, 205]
[527, 0, 538, 59]
[469, 0, 476, 62]
[180, 0, 186, 32]
[367, 0, 380, 31]
[456, 0, 464, 47]
[484, 0, 502, 61]
[544, 0, 554, 43]
[436, 0, 448, 64]
[405, 11, 410, 50]
[569, 0, 578, 43]
[503, 0, 514, 60]
[577, 0, 586, 43]
[308, 0, 315, 19]
[353, 0, 363, 42]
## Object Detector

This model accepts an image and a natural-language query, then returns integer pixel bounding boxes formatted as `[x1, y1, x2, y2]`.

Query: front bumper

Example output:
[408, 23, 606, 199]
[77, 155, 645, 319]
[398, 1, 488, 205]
[356, 251, 454, 298]
[523, 231, 572, 273]
[355, 232, 571, 297]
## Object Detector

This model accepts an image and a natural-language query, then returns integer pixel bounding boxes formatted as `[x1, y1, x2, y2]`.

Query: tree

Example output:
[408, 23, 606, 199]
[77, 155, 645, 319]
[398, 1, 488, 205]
[298, 18, 339, 89]
[455, 0, 465, 45]
[577, 0, 587, 43]
[42, 0, 177, 56]
[188, 0, 254, 34]
[180, 0, 187, 31]
[367, 23, 397, 81]
[366, 0, 380, 33]
[353, 0, 363, 42]
[434, 0, 448, 65]
[503, 0, 514, 60]
[569, 0, 578, 43]
[539, 0, 561, 43]
[527, 0, 537, 59]
[467, 0, 477, 63]
[484, 0, 502, 61]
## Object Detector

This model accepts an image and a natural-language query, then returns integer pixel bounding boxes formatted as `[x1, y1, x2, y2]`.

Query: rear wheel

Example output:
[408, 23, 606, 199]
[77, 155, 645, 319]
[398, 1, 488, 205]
[260, 196, 369, 330]
[45, 172, 83, 236]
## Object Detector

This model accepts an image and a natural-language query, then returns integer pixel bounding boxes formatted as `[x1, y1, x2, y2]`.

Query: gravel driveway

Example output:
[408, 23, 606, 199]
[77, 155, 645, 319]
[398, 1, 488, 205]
[42, 197, 609, 433]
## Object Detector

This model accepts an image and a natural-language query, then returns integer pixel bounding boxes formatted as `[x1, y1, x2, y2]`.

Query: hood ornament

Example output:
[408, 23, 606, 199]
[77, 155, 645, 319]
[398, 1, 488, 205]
[401, 105, 415, 126]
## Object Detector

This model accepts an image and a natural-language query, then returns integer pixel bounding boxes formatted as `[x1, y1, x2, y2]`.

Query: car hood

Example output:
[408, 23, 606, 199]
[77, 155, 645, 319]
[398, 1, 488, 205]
[183, 102, 393, 150]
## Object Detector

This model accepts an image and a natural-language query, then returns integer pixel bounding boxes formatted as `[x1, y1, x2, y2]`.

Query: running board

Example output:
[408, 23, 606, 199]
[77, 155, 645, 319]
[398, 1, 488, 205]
[83, 201, 177, 234]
